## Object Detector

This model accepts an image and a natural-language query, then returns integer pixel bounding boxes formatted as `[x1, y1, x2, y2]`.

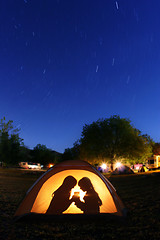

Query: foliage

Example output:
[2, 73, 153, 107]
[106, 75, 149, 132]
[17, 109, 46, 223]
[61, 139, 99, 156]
[31, 144, 61, 165]
[0, 117, 17, 134]
[152, 142, 160, 155]
[62, 142, 80, 161]
[76, 115, 153, 166]
[0, 117, 23, 165]
[19, 145, 32, 162]
[62, 148, 75, 160]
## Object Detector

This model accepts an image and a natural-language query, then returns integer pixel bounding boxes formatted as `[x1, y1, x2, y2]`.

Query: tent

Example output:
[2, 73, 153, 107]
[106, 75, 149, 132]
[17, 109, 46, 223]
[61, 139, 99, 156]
[15, 160, 126, 220]
[112, 165, 134, 175]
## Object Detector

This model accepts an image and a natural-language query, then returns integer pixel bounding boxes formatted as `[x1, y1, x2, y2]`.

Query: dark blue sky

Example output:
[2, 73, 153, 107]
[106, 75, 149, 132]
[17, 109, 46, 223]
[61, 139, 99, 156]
[1, 0, 160, 153]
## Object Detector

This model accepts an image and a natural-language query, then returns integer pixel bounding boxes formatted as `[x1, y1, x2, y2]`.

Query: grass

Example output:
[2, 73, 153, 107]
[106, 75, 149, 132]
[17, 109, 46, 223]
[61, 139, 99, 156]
[1, 168, 160, 240]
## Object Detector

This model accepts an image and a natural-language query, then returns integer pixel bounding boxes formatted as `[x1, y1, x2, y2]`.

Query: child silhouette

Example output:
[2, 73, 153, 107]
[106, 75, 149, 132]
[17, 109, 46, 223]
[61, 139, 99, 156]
[46, 175, 77, 214]
[74, 177, 102, 214]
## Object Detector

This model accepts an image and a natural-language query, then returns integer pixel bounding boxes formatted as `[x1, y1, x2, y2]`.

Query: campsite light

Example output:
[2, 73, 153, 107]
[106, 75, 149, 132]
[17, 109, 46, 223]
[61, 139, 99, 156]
[101, 163, 107, 170]
[49, 164, 54, 168]
[115, 162, 122, 168]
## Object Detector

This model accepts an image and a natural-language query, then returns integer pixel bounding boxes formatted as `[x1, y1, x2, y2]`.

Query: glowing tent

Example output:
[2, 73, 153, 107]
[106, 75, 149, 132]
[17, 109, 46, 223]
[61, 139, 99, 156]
[15, 160, 126, 219]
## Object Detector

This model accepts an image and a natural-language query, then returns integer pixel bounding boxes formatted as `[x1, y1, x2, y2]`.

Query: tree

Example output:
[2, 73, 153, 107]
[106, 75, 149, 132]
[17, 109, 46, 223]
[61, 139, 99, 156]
[19, 145, 32, 163]
[0, 117, 23, 165]
[77, 115, 153, 168]
[152, 142, 160, 155]
[62, 142, 80, 161]
[63, 148, 75, 160]
[31, 144, 61, 165]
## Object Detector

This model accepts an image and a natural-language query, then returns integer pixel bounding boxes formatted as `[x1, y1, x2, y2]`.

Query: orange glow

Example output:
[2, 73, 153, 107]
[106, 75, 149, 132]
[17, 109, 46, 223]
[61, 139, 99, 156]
[49, 164, 54, 168]
[70, 186, 86, 202]
[31, 170, 117, 214]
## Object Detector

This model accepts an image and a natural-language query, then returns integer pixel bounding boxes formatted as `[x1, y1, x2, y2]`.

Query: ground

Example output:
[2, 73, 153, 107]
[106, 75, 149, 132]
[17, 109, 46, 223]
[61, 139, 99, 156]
[0, 168, 160, 240]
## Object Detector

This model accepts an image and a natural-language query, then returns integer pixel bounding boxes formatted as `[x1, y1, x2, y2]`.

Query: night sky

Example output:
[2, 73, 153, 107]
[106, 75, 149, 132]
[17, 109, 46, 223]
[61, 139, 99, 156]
[1, 0, 160, 153]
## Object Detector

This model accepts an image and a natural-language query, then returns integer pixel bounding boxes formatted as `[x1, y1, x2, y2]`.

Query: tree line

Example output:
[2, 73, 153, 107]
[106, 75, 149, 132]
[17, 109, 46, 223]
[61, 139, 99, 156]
[0, 116, 160, 167]
[0, 117, 62, 166]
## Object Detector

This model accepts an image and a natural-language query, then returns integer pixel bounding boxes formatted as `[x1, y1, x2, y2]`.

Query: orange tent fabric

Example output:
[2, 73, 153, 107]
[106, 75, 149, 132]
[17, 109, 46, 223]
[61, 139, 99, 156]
[15, 160, 126, 218]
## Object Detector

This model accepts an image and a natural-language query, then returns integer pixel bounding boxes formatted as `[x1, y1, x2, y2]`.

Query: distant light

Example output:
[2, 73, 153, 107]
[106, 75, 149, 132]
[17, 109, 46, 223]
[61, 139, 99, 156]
[115, 162, 122, 168]
[49, 164, 54, 168]
[101, 163, 107, 170]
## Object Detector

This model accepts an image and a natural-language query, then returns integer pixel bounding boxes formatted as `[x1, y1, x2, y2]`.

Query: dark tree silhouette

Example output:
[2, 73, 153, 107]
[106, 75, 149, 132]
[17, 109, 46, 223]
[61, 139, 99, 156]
[77, 115, 153, 168]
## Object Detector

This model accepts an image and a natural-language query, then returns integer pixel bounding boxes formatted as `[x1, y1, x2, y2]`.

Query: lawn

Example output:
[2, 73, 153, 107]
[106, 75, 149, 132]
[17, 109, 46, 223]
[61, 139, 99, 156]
[1, 168, 160, 240]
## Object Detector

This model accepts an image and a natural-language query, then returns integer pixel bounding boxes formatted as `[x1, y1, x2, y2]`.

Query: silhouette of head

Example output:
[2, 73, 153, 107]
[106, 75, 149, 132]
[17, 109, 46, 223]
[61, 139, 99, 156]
[78, 177, 94, 192]
[62, 176, 77, 190]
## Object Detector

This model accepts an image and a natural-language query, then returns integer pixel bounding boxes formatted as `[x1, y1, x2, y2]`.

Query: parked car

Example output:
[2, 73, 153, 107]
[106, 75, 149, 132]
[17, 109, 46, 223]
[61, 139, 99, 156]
[19, 162, 42, 170]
